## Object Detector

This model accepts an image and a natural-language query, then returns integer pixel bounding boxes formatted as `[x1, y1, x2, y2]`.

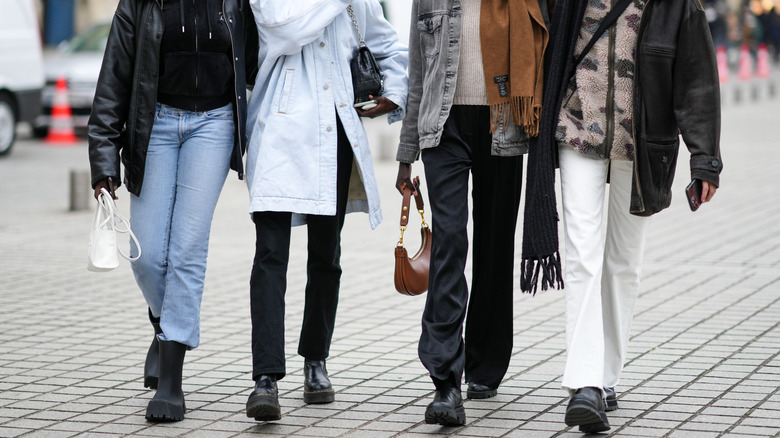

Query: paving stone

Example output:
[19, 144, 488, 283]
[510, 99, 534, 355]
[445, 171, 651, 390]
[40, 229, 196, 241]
[2, 97, 780, 437]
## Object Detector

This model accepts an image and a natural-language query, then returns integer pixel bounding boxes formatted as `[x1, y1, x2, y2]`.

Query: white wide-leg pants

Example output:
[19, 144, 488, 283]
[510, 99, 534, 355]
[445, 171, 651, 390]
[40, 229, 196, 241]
[558, 146, 651, 393]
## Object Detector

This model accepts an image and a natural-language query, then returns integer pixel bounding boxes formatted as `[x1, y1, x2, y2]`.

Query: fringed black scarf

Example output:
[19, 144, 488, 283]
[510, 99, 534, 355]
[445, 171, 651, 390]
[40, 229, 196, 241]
[520, 0, 588, 294]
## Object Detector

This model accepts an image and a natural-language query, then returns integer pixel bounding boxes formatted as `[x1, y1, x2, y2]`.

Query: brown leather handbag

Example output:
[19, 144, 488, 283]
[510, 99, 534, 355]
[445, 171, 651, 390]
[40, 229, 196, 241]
[394, 177, 431, 296]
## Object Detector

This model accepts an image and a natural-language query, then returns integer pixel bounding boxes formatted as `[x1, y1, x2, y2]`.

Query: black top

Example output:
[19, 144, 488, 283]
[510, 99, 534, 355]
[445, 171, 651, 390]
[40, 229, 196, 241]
[158, 0, 234, 111]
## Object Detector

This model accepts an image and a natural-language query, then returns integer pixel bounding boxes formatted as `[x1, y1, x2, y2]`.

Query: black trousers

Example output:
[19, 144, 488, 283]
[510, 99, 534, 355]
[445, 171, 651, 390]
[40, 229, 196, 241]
[249, 117, 353, 381]
[418, 106, 523, 389]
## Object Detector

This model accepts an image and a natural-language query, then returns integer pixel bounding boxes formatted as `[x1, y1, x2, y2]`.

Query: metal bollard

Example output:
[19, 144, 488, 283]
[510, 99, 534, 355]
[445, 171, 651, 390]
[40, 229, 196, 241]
[69, 170, 93, 211]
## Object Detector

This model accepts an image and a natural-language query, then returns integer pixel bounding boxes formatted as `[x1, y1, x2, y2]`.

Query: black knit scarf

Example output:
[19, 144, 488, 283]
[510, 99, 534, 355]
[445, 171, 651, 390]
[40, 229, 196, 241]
[520, 0, 587, 294]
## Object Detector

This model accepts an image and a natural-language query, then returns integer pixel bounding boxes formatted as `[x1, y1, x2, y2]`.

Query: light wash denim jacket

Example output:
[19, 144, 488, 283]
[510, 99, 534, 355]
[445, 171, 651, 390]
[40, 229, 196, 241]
[246, 0, 408, 229]
[397, 0, 548, 163]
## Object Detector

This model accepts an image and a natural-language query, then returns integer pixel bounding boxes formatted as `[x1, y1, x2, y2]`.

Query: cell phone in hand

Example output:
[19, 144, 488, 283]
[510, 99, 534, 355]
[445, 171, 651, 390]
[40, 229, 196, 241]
[685, 179, 702, 211]
[354, 100, 378, 110]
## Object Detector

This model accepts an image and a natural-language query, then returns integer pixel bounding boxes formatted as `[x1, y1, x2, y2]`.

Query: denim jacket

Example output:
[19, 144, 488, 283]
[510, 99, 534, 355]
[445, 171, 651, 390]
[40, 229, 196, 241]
[397, 0, 549, 164]
[246, 0, 408, 228]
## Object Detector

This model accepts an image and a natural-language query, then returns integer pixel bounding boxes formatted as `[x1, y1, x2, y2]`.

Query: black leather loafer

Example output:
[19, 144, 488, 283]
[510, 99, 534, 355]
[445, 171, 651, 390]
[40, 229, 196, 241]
[246, 375, 281, 421]
[604, 387, 618, 412]
[424, 385, 466, 426]
[564, 387, 610, 433]
[303, 359, 335, 404]
[466, 382, 498, 399]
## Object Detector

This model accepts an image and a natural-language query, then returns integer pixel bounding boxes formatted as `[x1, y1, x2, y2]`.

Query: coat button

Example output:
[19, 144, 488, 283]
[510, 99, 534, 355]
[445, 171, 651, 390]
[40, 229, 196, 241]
[327, 126, 333, 132]
[353, 143, 358, 148]
[711, 159, 719, 167]
[323, 84, 329, 90]
[320, 42, 326, 47]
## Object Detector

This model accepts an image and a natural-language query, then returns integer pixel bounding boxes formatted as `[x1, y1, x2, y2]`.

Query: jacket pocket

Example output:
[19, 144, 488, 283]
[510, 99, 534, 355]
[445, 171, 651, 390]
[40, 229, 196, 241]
[278, 68, 295, 114]
[417, 13, 444, 58]
[643, 139, 679, 200]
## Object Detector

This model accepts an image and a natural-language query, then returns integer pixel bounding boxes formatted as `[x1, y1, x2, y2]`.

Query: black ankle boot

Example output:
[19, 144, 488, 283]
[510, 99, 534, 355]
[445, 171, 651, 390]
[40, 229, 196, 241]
[303, 359, 334, 404]
[145, 340, 186, 422]
[564, 387, 610, 433]
[425, 380, 466, 426]
[144, 309, 162, 389]
[246, 375, 281, 421]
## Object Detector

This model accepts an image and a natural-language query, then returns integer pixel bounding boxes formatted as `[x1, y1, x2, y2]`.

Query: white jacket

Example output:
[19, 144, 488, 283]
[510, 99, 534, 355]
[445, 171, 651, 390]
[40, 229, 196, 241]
[246, 0, 408, 229]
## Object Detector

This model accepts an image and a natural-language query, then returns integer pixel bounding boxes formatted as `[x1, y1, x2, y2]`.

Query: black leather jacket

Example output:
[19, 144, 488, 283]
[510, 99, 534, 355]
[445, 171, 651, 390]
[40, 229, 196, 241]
[88, 0, 258, 195]
[630, 0, 723, 216]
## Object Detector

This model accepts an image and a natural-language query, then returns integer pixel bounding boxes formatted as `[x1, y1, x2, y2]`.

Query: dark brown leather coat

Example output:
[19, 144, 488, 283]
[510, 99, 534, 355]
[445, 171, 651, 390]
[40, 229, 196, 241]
[631, 0, 722, 216]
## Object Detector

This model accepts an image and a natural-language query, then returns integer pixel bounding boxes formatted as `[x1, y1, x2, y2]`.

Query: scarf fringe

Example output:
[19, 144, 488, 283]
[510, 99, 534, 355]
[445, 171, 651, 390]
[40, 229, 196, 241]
[520, 252, 564, 295]
[489, 98, 542, 136]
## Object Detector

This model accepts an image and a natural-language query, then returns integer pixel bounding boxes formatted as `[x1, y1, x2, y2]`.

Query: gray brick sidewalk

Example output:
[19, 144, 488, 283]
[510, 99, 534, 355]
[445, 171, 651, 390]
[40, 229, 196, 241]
[1, 97, 779, 437]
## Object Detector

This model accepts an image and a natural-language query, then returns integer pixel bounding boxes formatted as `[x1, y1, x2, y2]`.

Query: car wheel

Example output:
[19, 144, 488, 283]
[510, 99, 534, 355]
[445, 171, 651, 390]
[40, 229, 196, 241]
[0, 94, 17, 156]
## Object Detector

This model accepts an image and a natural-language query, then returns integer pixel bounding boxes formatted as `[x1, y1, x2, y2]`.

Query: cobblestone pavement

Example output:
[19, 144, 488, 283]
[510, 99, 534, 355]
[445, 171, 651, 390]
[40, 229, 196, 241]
[1, 95, 779, 438]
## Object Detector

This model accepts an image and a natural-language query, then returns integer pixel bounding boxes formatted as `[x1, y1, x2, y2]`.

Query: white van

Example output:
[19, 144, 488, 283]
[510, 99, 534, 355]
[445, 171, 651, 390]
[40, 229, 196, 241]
[0, 0, 45, 155]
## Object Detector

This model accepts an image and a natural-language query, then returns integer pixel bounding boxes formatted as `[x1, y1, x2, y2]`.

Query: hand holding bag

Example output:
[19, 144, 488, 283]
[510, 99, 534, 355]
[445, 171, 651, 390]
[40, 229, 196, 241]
[394, 177, 431, 296]
[87, 188, 141, 272]
[347, 5, 383, 107]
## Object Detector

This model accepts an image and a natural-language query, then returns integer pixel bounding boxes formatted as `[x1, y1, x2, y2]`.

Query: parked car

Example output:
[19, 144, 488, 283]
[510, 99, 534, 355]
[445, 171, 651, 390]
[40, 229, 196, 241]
[34, 22, 109, 138]
[0, 0, 45, 155]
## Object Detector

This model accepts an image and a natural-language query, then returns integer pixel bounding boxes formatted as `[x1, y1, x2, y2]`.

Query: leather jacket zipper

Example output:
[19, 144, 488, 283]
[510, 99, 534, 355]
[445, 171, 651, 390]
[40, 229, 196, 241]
[222, 0, 245, 177]
[605, 0, 617, 159]
[632, 0, 651, 214]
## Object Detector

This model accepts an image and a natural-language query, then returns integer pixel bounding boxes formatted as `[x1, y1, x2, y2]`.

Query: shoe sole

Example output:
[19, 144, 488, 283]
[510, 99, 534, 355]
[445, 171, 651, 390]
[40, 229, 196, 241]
[145, 399, 185, 422]
[425, 404, 466, 426]
[466, 388, 497, 399]
[303, 389, 335, 404]
[565, 404, 610, 433]
[246, 397, 281, 422]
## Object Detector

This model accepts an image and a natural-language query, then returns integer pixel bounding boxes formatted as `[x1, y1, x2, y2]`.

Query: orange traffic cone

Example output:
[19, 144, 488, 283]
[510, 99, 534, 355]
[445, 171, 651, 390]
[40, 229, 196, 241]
[756, 43, 771, 79]
[716, 45, 729, 84]
[737, 44, 753, 82]
[45, 76, 78, 144]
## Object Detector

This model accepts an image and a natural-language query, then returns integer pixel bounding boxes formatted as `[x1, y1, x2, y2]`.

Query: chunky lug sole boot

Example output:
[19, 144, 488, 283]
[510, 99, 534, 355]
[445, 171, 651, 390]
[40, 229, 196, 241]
[145, 340, 186, 422]
[246, 375, 281, 421]
[303, 360, 335, 404]
[564, 387, 610, 433]
[144, 309, 163, 389]
[424, 386, 466, 426]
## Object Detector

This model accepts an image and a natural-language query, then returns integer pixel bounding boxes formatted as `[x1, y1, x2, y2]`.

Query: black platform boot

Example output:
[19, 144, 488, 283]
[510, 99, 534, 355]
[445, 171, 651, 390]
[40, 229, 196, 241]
[303, 359, 335, 404]
[246, 375, 281, 421]
[144, 309, 163, 389]
[145, 340, 187, 422]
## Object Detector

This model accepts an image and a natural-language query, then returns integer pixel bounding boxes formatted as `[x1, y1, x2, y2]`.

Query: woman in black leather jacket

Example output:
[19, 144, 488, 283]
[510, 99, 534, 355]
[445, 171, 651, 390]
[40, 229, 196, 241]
[87, 0, 257, 423]
[530, 0, 723, 433]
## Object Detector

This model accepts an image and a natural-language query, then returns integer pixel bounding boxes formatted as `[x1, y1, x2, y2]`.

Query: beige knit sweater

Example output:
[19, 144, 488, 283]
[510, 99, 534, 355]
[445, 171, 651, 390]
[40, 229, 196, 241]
[453, 0, 489, 106]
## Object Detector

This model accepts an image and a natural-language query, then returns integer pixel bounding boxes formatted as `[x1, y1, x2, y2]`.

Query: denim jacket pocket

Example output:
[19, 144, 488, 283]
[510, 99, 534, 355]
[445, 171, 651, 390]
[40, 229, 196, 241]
[277, 68, 296, 114]
[417, 13, 444, 58]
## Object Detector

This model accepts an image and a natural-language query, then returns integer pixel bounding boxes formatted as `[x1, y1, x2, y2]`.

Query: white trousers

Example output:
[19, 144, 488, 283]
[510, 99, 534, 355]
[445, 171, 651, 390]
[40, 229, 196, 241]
[558, 146, 651, 393]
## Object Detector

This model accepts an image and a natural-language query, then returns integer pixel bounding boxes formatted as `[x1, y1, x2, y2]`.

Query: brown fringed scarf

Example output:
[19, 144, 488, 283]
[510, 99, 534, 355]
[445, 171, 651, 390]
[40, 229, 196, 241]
[480, 0, 548, 137]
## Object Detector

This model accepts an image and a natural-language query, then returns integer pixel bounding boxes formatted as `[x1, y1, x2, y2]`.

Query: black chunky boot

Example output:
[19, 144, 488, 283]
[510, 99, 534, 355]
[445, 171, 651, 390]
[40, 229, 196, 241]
[144, 309, 162, 389]
[145, 340, 187, 422]
[246, 375, 281, 421]
[303, 359, 335, 404]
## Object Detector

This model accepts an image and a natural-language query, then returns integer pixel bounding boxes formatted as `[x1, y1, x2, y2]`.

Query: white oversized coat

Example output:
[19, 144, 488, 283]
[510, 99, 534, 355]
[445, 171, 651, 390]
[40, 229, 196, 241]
[246, 0, 408, 229]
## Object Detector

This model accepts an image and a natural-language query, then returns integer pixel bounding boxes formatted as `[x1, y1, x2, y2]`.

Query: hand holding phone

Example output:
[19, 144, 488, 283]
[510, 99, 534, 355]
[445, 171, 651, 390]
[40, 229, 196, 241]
[354, 100, 378, 110]
[685, 179, 702, 211]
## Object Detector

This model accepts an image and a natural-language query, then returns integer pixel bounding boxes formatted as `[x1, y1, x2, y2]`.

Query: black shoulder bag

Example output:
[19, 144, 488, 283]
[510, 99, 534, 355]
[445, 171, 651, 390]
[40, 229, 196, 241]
[347, 5, 383, 109]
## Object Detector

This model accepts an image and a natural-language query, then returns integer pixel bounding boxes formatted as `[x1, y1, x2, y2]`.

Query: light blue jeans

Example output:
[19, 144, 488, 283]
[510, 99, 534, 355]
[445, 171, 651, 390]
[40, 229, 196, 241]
[130, 102, 234, 349]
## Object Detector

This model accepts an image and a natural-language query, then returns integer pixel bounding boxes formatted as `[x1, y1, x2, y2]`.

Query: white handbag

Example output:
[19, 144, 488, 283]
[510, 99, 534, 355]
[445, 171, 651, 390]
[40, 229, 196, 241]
[87, 188, 141, 272]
